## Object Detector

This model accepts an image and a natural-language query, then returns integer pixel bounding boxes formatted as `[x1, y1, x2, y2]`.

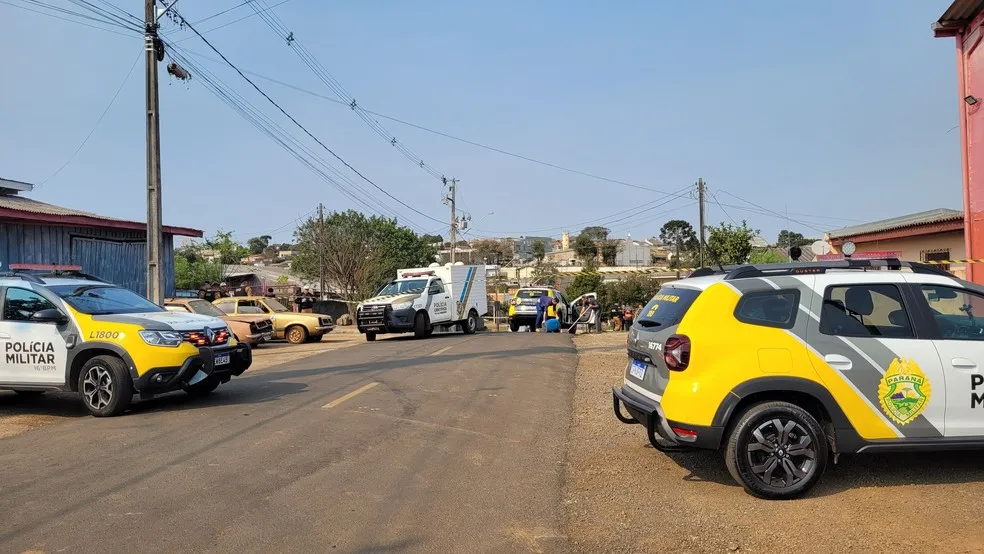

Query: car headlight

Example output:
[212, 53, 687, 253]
[392, 300, 413, 311]
[138, 330, 183, 347]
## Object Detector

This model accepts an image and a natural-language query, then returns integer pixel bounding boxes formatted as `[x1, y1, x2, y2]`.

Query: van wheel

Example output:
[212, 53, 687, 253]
[78, 355, 133, 417]
[183, 376, 220, 398]
[286, 325, 308, 344]
[413, 312, 430, 339]
[725, 401, 828, 499]
[463, 310, 479, 335]
[509, 319, 519, 332]
[365, 332, 377, 342]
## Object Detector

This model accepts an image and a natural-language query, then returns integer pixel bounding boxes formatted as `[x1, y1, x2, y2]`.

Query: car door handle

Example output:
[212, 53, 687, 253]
[952, 358, 979, 372]
[824, 354, 853, 370]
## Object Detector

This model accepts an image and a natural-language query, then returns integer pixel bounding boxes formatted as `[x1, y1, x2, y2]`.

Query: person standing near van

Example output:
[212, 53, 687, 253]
[295, 286, 316, 313]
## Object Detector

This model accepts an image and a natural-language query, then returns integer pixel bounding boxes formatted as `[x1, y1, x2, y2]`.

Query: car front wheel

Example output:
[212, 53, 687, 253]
[78, 355, 133, 417]
[725, 401, 828, 499]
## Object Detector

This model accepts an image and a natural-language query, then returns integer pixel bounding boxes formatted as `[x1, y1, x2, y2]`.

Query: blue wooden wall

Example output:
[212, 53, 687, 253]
[0, 223, 176, 297]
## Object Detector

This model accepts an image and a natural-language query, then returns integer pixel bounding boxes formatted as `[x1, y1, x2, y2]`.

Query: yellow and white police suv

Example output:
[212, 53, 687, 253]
[613, 259, 984, 498]
[0, 271, 251, 416]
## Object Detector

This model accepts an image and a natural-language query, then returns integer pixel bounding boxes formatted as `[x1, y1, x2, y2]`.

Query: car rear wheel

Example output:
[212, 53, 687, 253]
[78, 355, 133, 417]
[307, 334, 324, 343]
[725, 401, 828, 499]
[463, 310, 479, 334]
[286, 325, 308, 344]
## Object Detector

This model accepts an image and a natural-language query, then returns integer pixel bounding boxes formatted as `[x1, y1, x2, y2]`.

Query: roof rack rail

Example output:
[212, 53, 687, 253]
[687, 265, 740, 278]
[30, 270, 107, 282]
[720, 258, 953, 280]
[0, 272, 44, 284]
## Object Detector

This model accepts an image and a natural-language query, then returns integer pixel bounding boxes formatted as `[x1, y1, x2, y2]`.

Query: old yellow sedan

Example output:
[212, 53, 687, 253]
[213, 296, 334, 344]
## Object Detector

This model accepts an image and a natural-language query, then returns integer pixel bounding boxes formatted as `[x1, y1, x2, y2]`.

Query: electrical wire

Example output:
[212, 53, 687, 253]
[241, 0, 447, 182]
[39, 49, 142, 187]
[0, 0, 140, 35]
[716, 190, 829, 234]
[169, 0, 294, 41]
[165, 11, 446, 228]
[709, 190, 739, 226]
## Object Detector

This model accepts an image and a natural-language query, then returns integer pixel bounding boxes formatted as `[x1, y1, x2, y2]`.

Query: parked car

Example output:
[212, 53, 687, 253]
[164, 297, 273, 346]
[213, 296, 334, 344]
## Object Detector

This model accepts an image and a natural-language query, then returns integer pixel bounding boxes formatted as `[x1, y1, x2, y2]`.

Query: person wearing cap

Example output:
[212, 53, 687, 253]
[295, 286, 315, 313]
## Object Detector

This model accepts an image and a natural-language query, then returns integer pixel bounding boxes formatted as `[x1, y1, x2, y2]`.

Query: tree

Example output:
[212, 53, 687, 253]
[472, 238, 513, 265]
[292, 210, 437, 312]
[707, 221, 758, 265]
[532, 240, 546, 263]
[173, 245, 222, 290]
[599, 240, 619, 266]
[749, 248, 787, 264]
[606, 275, 661, 308]
[565, 271, 602, 303]
[572, 234, 597, 262]
[420, 234, 443, 245]
[205, 231, 249, 264]
[246, 235, 272, 255]
[531, 261, 558, 286]
[659, 220, 699, 269]
[777, 229, 811, 248]
[581, 226, 610, 241]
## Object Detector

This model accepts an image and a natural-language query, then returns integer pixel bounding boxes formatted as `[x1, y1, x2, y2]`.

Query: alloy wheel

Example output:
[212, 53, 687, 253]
[82, 366, 113, 411]
[745, 418, 817, 489]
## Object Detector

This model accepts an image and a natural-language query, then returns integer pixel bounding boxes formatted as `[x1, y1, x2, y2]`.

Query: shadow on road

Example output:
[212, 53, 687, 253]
[662, 447, 984, 497]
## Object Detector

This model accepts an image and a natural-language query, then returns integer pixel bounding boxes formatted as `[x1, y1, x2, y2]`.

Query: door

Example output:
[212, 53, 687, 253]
[915, 283, 984, 437]
[427, 279, 452, 323]
[0, 287, 69, 385]
[813, 279, 946, 438]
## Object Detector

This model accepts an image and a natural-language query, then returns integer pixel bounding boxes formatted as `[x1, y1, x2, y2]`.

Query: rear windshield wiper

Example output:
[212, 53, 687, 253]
[636, 320, 662, 328]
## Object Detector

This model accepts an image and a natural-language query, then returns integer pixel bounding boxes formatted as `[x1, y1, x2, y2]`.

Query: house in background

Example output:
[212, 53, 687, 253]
[824, 208, 966, 279]
[0, 177, 201, 296]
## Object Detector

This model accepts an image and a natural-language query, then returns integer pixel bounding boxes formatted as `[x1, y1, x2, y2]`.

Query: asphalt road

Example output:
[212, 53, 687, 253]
[0, 332, 576, 553]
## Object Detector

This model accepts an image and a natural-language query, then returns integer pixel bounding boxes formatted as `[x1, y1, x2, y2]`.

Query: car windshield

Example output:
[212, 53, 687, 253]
[49, 285, 163, 315]
[636, 288, 702, 329]
[187, 299, 226, 318]
[264, 298, 290, 312]
[516, 289, 549, 299]
[377, 279, 428, 296]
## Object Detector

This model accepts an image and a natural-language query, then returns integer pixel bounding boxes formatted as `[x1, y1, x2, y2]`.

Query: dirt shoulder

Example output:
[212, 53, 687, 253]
[566, 332, 984, 553]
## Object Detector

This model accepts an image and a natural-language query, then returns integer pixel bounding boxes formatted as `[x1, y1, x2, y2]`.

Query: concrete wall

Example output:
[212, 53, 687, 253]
[953, 11, 984, 282]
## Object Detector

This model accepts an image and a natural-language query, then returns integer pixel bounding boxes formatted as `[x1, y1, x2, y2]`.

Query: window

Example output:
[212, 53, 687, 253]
[920, 285, 984, 341]
[735, 290, 799, 329]
[636, 288, 702, 329]
[187, 300, 226, 318]
[3, 288, 57, 322]
[921, 249, 950, 272]
[429, 279, 445, 295]
[820, 284, 913, 338]
[48, 285, 162, 315]
[165, 305, 191, 313]
[237, 300, 268, 314]
[215, 302, 236, 315]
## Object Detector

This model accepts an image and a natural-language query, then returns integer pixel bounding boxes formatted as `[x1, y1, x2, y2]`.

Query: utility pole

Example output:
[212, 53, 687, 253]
[444, 177, 458, 263]
[145, 0, 164, 304]
[318, 202, 326, 299]
[697, 178, 707, 267]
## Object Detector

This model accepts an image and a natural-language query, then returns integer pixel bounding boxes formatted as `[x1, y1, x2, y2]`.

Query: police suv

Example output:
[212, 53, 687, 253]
[0, 271, 251, 416]
[613, 259, 984, 498]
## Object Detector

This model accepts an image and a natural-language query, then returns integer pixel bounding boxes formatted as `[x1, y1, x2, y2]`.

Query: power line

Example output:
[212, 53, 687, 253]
[166, 10, 446, 227]
[716, 191, 829, 234]
[167, 0, 294, 40]
[39, 49, 141, 187]
[0, 0, 140, 35]
[241, 0, 446, 183]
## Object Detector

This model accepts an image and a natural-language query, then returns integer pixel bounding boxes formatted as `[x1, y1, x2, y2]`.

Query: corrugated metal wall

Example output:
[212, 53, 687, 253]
[0, 223, 176, 297]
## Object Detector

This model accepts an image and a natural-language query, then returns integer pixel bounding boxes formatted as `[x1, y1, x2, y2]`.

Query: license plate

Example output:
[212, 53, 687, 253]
[215, 353, 231, 366]
[629, 360, 647, 380]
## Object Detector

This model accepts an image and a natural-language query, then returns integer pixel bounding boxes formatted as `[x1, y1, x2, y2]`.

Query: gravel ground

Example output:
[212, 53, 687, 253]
[0, 333, 362, 440]
[566, 332, 984, 553]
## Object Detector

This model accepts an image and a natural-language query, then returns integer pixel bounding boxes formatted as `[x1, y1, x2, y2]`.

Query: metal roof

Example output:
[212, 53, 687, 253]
[0, 189, 201, 237]
[827, 208, 963, 239]
[0, 177, 33, 194]
[934, 0, 984, 35]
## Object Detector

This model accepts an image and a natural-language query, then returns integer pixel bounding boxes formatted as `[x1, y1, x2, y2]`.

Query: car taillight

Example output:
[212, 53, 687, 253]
[663, 334, 690, 371]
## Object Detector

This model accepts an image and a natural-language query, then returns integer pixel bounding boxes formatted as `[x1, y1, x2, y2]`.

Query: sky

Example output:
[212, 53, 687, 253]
[0, 0, 965, 247]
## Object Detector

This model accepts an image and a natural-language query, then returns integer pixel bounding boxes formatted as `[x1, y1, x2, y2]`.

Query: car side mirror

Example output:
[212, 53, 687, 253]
[31, 308, 67, 325]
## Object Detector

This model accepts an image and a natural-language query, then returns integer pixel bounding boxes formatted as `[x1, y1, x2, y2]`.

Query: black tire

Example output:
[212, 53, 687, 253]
[463, 310, 479, 335]
[78, 355, 133, 417]
[725, 401, 828, 499]
[509, 319, 519, 333]
[286, 325, 308, 344]
[13, 390, 45, 398]
[413, 312, 430, 339]
[365, 332, 377, 342]
[307, 333, 324, 343]
[183, 376, 221, 398]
